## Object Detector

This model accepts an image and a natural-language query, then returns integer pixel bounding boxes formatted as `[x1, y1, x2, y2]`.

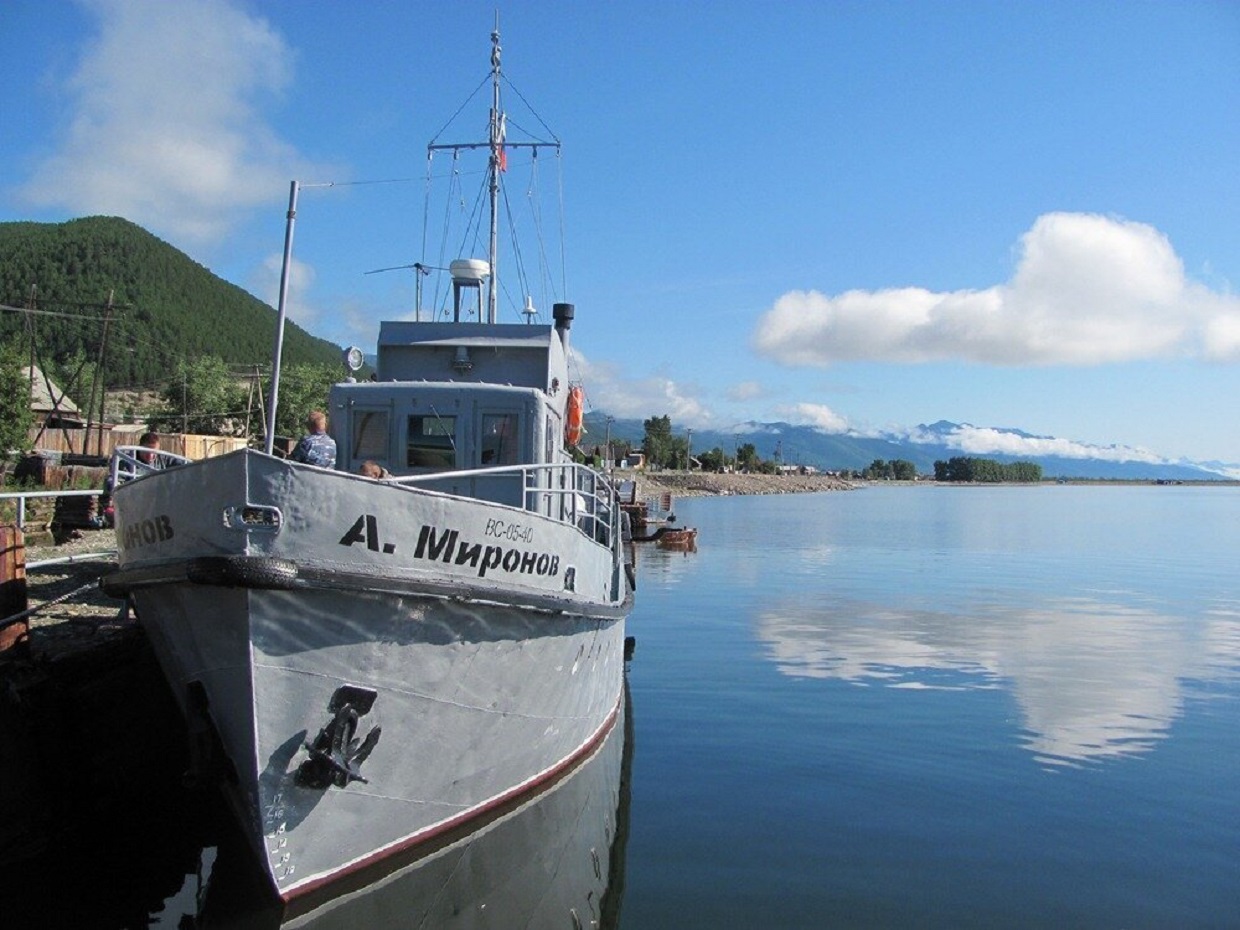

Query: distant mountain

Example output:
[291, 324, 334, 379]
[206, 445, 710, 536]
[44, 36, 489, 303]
[0, 216, 344, 389]
[585, 412, 1237, 481]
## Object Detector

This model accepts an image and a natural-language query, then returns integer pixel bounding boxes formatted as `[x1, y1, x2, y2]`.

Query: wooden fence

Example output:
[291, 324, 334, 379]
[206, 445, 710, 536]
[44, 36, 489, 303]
[25, 427, 249, 461]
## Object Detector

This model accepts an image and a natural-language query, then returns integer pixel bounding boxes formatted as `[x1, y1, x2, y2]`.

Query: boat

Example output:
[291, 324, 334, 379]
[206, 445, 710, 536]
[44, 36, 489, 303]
[654, 525, 698, 551]
[103, 22, 631, 916]
[274, 683, 633, 929]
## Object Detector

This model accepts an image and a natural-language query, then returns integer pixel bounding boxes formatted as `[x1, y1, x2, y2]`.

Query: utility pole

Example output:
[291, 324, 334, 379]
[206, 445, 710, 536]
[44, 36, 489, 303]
[85, 290, 114, 456]
[25, 285, 36, 402]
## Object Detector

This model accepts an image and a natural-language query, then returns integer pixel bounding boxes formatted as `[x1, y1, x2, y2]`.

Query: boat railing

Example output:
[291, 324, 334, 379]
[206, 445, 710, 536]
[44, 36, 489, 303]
[108, 446, 193, 488]
[390, 461, 620, 549]
[0, 488, 105, 531]
[0, 447, 190, 531]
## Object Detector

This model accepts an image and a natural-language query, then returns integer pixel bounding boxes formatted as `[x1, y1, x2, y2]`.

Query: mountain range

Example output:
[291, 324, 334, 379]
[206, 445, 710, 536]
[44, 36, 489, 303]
[585, 412, 1238, 481]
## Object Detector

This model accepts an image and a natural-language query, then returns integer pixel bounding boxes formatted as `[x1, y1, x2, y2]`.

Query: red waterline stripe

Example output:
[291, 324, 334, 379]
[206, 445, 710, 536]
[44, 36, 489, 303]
[280, 693, 622, 913]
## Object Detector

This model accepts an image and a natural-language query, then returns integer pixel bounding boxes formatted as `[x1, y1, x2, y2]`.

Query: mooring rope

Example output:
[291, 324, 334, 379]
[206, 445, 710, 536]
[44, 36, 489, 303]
[0, 578, 104, 631]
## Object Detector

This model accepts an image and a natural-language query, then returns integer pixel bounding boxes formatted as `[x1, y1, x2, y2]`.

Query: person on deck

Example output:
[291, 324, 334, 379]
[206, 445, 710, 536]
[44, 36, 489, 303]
[137, 431, 164, 468]
[291, 411, 338, 468]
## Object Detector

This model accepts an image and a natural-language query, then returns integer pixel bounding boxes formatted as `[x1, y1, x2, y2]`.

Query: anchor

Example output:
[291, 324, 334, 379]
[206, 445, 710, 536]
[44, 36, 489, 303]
[296, 685, 382, 790]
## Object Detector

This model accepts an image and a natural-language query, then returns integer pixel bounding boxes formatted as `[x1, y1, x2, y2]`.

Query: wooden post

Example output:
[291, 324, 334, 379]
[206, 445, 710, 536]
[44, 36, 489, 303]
[0, 524, 28, 653]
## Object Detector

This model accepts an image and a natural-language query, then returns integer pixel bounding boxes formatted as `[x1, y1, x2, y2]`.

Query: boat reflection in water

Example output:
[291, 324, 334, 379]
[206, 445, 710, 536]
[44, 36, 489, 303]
[2, 672, 631, 929]
[192, 682, 633, 929]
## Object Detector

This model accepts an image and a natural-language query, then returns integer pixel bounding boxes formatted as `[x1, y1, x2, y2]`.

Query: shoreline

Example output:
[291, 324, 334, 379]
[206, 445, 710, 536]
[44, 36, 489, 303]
[628, 470, 856, 499]
[624, 472, 1240, 499]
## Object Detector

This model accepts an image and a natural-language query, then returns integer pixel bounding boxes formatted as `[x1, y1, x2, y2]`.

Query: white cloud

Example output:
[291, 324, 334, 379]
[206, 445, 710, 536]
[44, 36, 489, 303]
[1202, 304, 1240, 361]
[754, 213, 1240, 367]
[787, 402, 851, 432]
[905, 423, 1163, 464]
[570, 350, 713, 426]
[253, 252, 319, 330]
[18, 0, 324, 244]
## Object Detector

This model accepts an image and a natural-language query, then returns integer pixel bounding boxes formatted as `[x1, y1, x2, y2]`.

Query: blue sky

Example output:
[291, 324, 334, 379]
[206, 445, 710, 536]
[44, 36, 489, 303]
[3, 0, 1239, 466]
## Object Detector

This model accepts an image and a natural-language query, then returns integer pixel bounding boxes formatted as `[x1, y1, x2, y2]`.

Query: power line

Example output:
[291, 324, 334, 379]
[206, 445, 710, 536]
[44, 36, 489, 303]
[0, 303, 117, 322]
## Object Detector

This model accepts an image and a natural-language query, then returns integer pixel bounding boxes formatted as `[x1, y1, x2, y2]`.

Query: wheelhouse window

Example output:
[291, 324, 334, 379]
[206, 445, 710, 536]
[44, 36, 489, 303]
[407, 415, 457, 469]
[480, 413, 519, 466]
[351, 411, 390, 464]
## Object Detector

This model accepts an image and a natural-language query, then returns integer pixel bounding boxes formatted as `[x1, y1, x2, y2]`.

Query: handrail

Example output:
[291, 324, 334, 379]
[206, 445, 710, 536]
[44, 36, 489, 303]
[109, 445, 192, 487]
[0, 446, 196, 530]
[385, 461, 621, 548]
[0, 488, 102, 530]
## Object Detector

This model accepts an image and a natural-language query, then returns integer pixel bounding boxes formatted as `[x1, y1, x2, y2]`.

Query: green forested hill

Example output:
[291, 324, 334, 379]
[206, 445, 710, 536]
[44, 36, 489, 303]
[0, 216, 343, 390]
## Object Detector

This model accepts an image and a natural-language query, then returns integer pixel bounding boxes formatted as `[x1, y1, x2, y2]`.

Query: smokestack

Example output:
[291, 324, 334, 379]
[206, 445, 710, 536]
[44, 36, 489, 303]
[553, 302, 574, 351]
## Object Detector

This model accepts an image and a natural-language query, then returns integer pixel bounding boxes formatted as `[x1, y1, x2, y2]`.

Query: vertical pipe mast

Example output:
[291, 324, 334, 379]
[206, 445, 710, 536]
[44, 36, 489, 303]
[265, 179, 299, 455]
[487, 18, 502, 324]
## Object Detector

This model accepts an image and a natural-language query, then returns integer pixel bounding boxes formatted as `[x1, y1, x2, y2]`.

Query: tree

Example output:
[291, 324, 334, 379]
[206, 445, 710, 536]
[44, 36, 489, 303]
[698, 446, 726, 472]
[864, 459, 892, 480]
[268, 362, 343, 439]
[736, 442, 760, 471]
[0, 338, 34, 463]
[933, 456, 1042, 483]
[0, 218, 344, 385]
[668, 435, 689, 470]
[891, 459, 917, 481]
[153, 355, 248, 435]
[642, 415, 674, 468]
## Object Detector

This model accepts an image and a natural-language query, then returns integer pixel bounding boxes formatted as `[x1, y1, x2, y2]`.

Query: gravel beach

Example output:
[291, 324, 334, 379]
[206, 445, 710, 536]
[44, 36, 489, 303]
[628, 469, 856, 498]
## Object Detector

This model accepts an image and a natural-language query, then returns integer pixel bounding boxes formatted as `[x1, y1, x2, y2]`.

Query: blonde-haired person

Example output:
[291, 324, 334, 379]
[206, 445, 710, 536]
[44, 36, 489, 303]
[291, 410, 337, 468]
[358, 460, 390, 479]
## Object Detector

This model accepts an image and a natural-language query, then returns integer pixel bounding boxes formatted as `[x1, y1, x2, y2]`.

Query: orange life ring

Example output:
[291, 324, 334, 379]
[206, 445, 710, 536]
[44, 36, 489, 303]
[565, 385, 584, 446]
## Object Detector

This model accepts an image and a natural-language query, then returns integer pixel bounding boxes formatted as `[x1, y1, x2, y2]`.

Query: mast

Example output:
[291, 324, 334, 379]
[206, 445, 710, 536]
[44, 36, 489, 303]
[425, 19, 560, 324]
[487, 18, 502, 324]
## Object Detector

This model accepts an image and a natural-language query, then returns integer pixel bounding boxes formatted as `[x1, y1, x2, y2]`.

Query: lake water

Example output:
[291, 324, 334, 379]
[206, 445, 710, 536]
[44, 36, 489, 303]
[5, 484, 1238, 927]
[621, 484, 1240, 929]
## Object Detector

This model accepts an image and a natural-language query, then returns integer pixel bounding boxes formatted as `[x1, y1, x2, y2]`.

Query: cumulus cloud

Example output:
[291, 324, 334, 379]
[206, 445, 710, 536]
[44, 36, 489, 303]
[570, 350, 713, 426]
[787, 402, 851, 432]
[18, 0, 324, 244]
[754, 213, 1240, 367]
[904, 423, 1163, 464]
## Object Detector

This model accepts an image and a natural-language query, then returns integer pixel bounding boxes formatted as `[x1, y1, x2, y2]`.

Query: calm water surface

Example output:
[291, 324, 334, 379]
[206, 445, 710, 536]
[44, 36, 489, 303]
[622, 484, 1240, 929]
[6, 484, 1238, 928]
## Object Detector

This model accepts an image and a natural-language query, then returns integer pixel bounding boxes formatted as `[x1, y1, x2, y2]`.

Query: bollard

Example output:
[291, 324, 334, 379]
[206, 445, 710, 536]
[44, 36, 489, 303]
[0, 524, 28, 653]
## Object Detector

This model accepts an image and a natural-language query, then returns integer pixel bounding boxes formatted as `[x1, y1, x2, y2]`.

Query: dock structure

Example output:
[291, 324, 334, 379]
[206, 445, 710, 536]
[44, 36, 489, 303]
[0, 526, 27, 652]
[0, 525, 187, 865]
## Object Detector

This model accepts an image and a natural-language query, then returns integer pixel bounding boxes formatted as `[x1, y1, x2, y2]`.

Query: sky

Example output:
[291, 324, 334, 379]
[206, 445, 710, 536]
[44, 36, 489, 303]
[3, 0, 1239, 466]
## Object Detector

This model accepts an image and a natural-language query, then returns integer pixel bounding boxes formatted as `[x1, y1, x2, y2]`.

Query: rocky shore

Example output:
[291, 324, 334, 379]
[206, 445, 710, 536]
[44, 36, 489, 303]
[630, 470, 856, 498]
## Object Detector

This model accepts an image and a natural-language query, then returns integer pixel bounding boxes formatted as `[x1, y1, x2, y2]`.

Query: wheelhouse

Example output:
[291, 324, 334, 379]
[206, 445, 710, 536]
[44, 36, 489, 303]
[327, 304, 579, 510]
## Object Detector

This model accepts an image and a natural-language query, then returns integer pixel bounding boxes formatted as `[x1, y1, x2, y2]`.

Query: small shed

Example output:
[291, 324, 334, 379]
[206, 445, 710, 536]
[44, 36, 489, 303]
[22, 366, 85, 428]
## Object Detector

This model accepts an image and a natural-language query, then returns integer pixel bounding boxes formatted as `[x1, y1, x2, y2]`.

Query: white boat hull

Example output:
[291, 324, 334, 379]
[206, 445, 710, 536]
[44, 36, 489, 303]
[107, 450, 628, 906]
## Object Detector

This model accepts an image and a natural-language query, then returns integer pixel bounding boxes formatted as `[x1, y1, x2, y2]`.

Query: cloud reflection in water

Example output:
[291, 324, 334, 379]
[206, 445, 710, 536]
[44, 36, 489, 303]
[756, 595, 1240, 768]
